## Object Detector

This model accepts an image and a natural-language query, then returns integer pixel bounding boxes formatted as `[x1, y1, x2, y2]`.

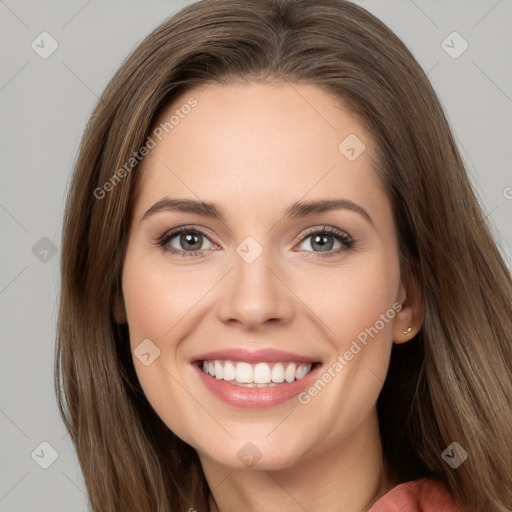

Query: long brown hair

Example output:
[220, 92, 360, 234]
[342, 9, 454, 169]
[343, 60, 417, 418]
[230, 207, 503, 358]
[55, 1, 512, 510]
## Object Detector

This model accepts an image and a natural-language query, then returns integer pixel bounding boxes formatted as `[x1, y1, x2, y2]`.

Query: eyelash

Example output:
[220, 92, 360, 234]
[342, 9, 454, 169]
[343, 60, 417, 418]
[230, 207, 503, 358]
[157, 225, 354, 259]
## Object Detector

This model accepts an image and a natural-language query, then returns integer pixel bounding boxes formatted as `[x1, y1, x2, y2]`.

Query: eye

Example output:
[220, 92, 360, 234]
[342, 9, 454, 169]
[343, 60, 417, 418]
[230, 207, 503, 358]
[157, 225, 354, 258]
[295, 226, 354, 258]
[158, 226, 218, 257]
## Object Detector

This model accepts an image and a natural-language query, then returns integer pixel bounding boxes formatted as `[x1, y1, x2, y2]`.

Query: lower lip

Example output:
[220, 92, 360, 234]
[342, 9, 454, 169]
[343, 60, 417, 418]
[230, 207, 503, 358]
[193, 362, 322, 409]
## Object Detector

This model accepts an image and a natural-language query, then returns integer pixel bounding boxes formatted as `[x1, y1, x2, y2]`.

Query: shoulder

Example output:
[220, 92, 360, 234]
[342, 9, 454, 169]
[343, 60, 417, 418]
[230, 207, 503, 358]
[368, 477, 459, 512]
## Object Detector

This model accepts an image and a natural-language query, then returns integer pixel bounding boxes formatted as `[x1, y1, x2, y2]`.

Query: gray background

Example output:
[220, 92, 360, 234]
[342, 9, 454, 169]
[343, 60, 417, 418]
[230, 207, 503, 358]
[1, 0, 511, 510]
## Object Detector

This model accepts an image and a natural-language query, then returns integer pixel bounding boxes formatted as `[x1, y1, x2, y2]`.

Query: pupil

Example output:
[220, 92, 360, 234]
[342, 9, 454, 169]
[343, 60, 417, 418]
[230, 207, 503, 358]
[313, 234, 333, 252]
[182, 233, 201, 250]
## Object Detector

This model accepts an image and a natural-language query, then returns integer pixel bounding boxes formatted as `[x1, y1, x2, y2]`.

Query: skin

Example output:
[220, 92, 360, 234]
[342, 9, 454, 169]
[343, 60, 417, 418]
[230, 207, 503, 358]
[115, 81, 423, 512]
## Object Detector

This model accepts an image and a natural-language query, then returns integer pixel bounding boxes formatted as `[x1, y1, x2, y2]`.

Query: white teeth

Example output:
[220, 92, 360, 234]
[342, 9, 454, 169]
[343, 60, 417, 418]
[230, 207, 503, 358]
[235, 362, 253, 383]
[214, 360, 224, 380]
[285, 362, 296, 383]
[271, 363, 285, 383]
[232, 381, 279, 388]
[253, 362, 272, 384]
[201, 360, 313, 386]
[223, 361, 236, 381]
[296, 364, 309, 379]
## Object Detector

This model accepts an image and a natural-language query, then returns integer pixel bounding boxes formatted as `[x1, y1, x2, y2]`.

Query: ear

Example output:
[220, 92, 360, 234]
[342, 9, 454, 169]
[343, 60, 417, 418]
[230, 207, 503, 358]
[392, 270, 423, 344]
[112, 290, 127, 324]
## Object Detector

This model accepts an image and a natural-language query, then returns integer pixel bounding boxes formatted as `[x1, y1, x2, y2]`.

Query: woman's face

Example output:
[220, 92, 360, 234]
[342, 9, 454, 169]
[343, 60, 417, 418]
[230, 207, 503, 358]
[117, 81, 417, 470]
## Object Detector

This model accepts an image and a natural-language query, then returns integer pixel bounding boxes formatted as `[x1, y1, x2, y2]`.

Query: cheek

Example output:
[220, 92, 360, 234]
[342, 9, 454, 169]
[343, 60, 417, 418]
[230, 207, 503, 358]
[295, 257, 400, 346]
[120, 254, 205, 443]
[290, 262, 399, 445]
[122, 255, 207, 344]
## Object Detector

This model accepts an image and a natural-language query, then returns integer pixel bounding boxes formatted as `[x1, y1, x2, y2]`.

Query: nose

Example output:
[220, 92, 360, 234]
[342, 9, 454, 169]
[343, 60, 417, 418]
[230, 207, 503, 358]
[216, 243, 296, 331]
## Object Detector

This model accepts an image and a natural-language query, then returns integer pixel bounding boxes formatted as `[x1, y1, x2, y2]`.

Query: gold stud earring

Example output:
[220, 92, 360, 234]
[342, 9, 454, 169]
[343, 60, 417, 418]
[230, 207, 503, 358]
[401, 327, 412, 335]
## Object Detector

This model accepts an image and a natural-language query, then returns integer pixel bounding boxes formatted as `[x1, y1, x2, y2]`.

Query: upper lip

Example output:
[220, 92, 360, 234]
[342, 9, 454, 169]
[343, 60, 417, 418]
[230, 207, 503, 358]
[191, 348, 319, 364]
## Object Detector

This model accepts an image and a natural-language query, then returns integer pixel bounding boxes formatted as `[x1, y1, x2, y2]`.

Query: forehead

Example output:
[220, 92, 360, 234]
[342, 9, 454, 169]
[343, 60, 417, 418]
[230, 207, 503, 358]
[134, 81, 386, 220]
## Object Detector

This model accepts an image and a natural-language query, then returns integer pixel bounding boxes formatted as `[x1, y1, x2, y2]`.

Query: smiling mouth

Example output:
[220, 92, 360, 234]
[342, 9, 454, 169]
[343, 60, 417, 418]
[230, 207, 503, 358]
[197, 360, 319, 388]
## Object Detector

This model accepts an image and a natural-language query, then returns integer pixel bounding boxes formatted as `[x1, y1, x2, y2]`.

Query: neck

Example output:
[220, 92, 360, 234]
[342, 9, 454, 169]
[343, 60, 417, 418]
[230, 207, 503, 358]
[200, 407, 395, 512]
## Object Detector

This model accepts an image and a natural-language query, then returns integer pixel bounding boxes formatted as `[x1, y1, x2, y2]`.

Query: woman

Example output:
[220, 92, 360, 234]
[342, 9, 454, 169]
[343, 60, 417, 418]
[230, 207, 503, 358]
[55, 0, 512, 511]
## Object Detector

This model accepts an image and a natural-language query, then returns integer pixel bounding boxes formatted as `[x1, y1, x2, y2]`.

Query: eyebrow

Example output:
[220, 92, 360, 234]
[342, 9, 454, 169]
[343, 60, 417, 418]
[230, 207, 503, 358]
[142, 197, 374, 227]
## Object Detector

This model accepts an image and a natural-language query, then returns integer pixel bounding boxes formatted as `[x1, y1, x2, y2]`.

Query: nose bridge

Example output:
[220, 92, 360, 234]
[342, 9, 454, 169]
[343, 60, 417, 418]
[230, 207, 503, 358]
[216, 234, 294, 328]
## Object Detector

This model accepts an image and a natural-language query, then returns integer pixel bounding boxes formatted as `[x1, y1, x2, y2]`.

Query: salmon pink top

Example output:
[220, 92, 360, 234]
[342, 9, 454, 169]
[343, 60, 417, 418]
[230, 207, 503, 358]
[368, 478, 459, 511]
